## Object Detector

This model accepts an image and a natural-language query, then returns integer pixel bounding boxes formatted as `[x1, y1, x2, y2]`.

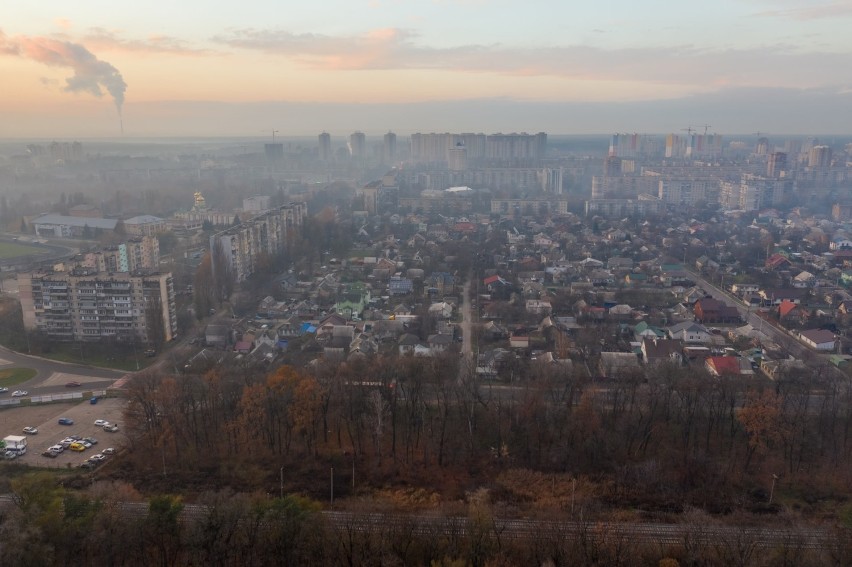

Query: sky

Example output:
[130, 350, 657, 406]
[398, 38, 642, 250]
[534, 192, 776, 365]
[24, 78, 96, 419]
[2, 0, 852, 137]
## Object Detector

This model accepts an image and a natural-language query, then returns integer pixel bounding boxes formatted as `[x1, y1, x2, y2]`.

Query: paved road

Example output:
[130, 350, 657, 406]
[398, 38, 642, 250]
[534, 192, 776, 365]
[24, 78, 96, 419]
[0, 344, 126, 397]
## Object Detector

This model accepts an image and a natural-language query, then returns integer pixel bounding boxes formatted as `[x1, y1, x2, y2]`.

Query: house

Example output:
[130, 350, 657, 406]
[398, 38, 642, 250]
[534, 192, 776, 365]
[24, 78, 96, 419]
[666, 321, 712, 344]
[234, 340, 253, 354]
[427, 333, 454, 353]
[791, 271, 816, 288]
[598, 352, 642, 378]
[323, 336, 351, 360]
[482, 321, 508, 340]
[765, 254, 792, 271]
[509, 335, 530, 349]
[641, 338, 685, 366]
[799, 329, 837, 351]
[705, 356, 754, 377]
[389, 276, 414, 295]
[634, 321, 665, 341]
[607, 257, 634, 271]
[758, 288, 809, 306]
[428, 301, 454, 319]
[731, 283, 760, 295]
[830, 238, 852, 250]
[205, 324, 230, 348]
[525, 300, 553, 315]
[779, 300, 809, 324]
[608, 304, 633, 318]
[694, 298, 740, 324]
[483, 274, 510, 292]
[398, 333, 421, 355]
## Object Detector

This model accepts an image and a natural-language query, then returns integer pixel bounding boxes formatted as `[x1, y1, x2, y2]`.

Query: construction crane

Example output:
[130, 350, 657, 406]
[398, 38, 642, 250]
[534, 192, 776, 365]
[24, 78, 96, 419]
[263, 129, 280, 142]
[700, 124, 712, 135]
[681, 126, 695, 135]
[753, 132, 769, 138]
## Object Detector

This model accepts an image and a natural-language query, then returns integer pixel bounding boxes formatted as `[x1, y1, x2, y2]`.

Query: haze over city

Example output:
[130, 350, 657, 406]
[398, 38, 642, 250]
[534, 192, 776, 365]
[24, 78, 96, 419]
[2, 0, 852, 137]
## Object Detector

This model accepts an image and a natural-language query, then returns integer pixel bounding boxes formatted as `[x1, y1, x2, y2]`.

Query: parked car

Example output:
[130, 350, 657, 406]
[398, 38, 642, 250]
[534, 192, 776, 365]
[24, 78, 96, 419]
[4, 451, 18, 460]
[102, 447, 115, 455]
[0, 387, 8, 393]
[94, 419, 109, 427]
[58, 417, 74, 425]
[89, 453, 106, 462]
[103, 424, 119, 432]
[83, 437, 98, 446]
[69, 434, 82, 441]
[79, 461, 95, 469]
[41, 450, 58, 458]
[59, 438, 74, 448]
[144, 349, 156, 357]
[22, 426, 38, 435]
[11, 390, 28, 397]
[65, 381, 81, 387]
[69, 442, 86, 452]
[48, 445, 64, 454]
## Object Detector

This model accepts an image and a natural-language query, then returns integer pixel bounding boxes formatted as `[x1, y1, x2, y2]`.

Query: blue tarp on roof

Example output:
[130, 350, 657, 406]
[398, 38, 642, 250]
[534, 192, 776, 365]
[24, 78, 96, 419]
[300, 323, 317, 334]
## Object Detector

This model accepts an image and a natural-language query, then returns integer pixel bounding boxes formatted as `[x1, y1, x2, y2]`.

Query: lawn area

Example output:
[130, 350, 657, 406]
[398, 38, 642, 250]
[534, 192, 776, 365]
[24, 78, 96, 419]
[38, 344, 151, 372]
[0, 241, 47, 260]
[0, 368, 37, 387]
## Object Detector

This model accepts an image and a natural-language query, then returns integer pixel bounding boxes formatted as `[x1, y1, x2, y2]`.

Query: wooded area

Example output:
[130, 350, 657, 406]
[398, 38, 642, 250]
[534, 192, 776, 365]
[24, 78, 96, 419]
[113, 355, 852, 524]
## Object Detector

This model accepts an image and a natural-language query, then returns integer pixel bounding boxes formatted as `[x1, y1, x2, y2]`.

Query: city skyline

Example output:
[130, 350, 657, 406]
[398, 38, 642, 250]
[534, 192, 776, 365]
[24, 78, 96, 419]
[2, 0, 852, 136]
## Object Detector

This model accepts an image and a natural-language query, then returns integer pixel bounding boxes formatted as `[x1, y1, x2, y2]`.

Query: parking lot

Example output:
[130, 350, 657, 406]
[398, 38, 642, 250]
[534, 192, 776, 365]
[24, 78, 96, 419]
[2, 397, 127, 468]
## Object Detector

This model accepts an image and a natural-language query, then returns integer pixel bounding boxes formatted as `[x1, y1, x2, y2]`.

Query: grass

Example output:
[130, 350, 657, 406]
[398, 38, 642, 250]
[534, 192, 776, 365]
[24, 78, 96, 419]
[38, 344, 151, 372]
[0, 367, 37, 387]
[0, 241, 47, 260]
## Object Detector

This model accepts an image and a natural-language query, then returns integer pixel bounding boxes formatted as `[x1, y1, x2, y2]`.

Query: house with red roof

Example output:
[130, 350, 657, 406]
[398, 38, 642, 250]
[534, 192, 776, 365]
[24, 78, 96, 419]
[705, 356, 754, 377]
[765, 254, 792, 271]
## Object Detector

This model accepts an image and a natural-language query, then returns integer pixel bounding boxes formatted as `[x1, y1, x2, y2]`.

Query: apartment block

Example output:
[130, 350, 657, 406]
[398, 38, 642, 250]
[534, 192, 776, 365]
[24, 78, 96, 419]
[75, 236, 160, 273]
[17, 270, 177, 343]
[210, 202, 307, 282]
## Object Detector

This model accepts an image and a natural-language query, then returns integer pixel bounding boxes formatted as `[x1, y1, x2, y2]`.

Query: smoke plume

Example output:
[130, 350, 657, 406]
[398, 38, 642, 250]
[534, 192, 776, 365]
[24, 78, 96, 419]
[0, 29, 127, 120]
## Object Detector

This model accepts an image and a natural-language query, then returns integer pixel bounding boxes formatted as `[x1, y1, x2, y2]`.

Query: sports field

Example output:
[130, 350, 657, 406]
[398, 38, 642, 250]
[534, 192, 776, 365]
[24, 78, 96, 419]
[0, 241, 46, 260]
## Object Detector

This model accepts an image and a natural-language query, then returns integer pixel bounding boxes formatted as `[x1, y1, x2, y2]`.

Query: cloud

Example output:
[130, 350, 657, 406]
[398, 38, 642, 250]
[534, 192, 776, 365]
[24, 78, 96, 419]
[754, 0, 852, 20]
[83, 28, 216, 56]
[214, 27, 852, 90]
[0, 28, 127, 114]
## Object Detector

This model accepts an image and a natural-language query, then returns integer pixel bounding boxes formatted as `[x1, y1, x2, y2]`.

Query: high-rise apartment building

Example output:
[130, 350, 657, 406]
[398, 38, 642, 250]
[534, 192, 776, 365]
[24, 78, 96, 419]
[767, 152, 787, 178]
[809, 145, 832, 168]
[73, 236, 160, 274]
[210, 202, 307, 283]
[17, 270, 177, 343]
[409, 132, 545, 166]
[349, 132, 366, 158]
[318, 132, 332, 161]
[383, 132, 397, 163]
[719, 174, 794, 211]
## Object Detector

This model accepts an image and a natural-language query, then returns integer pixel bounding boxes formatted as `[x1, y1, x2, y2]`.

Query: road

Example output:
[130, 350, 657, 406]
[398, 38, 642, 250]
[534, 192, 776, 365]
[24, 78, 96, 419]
[686, 270, 813, 360]
[0, 344, 126, 397]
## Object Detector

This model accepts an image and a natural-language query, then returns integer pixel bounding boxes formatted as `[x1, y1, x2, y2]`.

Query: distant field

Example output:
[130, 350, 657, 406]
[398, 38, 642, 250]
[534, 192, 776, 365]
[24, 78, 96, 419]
[0, 241, 46, 260]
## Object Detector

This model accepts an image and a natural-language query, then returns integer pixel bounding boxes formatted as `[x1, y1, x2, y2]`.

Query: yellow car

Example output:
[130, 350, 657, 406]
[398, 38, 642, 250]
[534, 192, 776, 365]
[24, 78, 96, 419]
[69, 442, 86, 452]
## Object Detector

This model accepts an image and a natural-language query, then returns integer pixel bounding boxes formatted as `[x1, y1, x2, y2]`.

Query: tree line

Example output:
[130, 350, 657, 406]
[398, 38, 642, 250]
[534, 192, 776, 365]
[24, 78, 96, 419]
[2, 472, 851, 566]
[119, 354, 852, 521]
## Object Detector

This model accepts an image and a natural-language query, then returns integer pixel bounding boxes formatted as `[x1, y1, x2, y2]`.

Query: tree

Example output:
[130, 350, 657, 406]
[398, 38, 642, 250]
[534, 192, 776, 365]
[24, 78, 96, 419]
[738, 389, 784, 473]
[193, 253, 215, 319]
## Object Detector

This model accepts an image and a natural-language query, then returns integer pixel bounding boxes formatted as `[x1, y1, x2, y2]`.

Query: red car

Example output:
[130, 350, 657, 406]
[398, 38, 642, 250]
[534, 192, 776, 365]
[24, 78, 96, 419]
[65, 381, 81, 387]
